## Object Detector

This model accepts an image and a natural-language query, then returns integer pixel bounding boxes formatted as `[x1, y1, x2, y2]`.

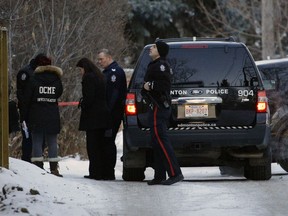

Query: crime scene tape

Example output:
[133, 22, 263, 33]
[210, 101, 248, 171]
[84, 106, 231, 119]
[58, 101, 79, 106]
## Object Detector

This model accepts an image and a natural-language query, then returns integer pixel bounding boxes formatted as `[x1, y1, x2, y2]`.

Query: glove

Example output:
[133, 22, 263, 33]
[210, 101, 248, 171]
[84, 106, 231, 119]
[22, 121, 29, 138]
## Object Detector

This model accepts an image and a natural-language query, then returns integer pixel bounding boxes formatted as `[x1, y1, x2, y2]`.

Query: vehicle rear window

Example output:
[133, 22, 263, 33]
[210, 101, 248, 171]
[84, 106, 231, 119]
[132, 46, 259, 88]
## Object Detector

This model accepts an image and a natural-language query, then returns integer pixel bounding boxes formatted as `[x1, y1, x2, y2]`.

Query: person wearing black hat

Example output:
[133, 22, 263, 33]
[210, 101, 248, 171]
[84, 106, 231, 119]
[141, 40, 184, 185]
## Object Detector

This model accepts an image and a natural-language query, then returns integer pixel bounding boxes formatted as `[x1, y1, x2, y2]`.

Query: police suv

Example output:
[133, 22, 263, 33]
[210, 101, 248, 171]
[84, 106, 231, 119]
[122, 37, 271, 181]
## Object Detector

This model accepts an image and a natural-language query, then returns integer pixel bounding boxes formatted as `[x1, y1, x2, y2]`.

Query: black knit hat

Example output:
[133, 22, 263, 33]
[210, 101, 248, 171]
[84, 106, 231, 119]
[29, 58, 38, 70]
[156, 40, 169, 57]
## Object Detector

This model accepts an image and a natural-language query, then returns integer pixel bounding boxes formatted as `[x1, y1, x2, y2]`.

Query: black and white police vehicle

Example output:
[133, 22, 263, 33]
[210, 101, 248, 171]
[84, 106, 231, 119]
[122, 37, 271, 181]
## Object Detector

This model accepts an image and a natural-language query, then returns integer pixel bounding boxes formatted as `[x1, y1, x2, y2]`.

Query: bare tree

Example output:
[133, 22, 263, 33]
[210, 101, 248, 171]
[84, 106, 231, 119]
[262, 0, 275, 59]
[273, 0, 288, 58]
[1, 0, 130, 158]
[196, 0, 288, 60]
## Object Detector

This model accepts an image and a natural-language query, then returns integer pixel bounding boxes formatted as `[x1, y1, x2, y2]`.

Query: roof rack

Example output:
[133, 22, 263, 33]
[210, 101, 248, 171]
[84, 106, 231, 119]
[155, 36, 237, 43]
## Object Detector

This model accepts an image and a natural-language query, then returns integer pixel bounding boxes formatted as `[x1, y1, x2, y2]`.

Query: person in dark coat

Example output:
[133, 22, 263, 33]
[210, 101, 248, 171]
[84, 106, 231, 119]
[9, 100, 20, 134]
[21, 54, 63, 177]
[16, 57, 38, 162]
[9, 80, 20, 134]
[142, 40, 183, 185]
[97, 49, 127, 180]
[76, 57, 112, 180]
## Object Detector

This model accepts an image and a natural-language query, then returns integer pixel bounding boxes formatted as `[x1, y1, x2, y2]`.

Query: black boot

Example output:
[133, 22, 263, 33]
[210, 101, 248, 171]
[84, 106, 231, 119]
[49, 162, 63, 177]
[33, 161, 44, 169]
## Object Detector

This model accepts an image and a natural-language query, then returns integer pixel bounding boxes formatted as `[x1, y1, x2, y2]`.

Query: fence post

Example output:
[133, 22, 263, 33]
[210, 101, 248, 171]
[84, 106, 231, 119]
[0, 27, 9, 169]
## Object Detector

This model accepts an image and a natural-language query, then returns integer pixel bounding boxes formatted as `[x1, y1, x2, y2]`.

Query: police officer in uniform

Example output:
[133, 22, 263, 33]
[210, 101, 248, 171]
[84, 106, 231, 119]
[97, 49, 127, 180]
[17, 57, 38, 162]
[142, 40, 184, 185]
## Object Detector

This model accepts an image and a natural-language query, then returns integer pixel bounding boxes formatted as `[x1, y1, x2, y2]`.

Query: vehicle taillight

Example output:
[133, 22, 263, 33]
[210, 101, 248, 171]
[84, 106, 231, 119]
[125, 93, 137, 115]
[257, 90, 268, 113]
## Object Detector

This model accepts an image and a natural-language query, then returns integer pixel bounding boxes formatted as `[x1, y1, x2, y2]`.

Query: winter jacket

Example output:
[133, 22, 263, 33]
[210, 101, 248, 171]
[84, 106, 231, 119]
[9, 100, 20, 133]
[79, 72, 111, 131]
[142, 57, 172, 108]
[102, 61, 127, 114]
[22, 65, 63, 134]
[16, 63, 36, 117]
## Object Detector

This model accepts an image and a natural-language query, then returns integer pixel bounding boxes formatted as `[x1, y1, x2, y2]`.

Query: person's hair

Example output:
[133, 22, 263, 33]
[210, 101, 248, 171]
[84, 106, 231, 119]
[98, 48, 112, 57]
[34, 53, 52, 66]
[76, 58, 104, 80]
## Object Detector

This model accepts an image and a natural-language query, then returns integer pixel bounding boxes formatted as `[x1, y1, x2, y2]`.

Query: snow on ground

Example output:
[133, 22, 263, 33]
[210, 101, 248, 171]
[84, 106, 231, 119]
[1, 132, 288, 216]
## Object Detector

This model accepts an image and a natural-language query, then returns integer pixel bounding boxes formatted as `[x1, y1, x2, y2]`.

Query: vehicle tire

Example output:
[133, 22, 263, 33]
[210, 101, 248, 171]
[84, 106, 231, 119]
[122, 166, 145, 181]
[244, 164, 271, 180]
[279, 159, 288, 172]
[244, 147, 272, 180]
[271, 112, 288, 165]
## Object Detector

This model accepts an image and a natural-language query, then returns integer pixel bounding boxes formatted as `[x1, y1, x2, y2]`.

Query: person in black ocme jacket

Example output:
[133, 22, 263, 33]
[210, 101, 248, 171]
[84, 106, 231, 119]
[142, 40, 184, 185]
[21, 54, 63, 177]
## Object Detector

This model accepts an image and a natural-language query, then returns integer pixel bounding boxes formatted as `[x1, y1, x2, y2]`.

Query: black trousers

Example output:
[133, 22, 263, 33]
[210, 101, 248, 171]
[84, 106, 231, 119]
[149, 106, 182, 179]
[21, 129, 33, 163]
[86, 127, 118, 179]
[103, 108, 123, 177]
[86, 129, 106, 178]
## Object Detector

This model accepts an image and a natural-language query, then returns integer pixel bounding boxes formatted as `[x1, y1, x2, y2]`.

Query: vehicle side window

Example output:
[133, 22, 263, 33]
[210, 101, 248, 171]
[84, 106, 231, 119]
[258, 67, 278, 90]
[259, 64, 288, 91]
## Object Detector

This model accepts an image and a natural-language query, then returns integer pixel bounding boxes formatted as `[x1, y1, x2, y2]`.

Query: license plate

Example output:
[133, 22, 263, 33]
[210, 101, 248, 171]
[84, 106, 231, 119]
[185, 105, 208, 117]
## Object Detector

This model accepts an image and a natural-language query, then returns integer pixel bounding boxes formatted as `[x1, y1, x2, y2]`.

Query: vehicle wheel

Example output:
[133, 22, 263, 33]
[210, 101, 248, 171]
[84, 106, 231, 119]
[271, 112, 288, 164]
[244, 164, 271, 180]
[279, 159, 288, 172]
[244, 147, 272, 180]
[122, 166, 145, 181]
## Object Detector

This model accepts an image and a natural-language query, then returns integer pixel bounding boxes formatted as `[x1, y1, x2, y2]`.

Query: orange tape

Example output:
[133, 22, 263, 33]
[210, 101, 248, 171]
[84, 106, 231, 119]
[58, 101, 79, 106]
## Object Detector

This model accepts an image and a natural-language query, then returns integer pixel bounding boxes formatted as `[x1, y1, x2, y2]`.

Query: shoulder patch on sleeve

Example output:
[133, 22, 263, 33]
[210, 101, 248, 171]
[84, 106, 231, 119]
[21, 73, 27, 80]
[160, 64, 166, 71]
